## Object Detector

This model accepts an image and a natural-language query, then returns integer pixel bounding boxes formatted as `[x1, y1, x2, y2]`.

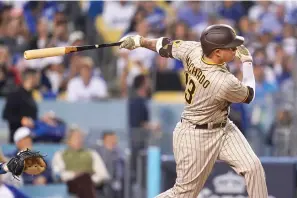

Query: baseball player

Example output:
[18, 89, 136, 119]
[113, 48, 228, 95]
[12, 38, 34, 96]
[119, 24, 268, 198]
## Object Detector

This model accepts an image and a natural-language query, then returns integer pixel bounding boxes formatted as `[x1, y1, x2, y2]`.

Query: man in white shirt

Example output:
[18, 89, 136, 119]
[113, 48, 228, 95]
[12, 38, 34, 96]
[102, 1, 136, 32]
[66, 56, 108, 102]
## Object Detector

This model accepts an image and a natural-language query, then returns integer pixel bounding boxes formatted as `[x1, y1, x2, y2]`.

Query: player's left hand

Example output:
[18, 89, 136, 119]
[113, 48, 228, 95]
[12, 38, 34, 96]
[6, 148, 47, 179]
[235, 45, 253, 63]
[119, 35, 142, 50]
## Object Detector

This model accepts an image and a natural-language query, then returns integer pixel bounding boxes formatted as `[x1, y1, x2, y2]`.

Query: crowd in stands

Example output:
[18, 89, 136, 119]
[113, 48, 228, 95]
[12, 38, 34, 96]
[0, 1, 296, 197]
[0, 125, 125, 198]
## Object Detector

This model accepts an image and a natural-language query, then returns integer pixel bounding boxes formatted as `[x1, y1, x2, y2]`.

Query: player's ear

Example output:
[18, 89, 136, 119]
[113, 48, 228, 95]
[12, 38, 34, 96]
[214, 49, 221, 58]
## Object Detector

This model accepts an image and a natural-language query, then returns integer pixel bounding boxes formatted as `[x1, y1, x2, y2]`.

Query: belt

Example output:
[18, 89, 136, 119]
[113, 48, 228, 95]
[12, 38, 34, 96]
[181, 119, 227, 130]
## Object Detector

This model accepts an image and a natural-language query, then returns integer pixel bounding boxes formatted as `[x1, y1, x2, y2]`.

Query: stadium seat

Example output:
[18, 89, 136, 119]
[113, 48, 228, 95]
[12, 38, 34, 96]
[20, 184, 70, 198]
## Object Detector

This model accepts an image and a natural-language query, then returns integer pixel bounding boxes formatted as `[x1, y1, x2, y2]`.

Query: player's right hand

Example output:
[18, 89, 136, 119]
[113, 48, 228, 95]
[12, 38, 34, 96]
[119, 35, 142, 50]
[235, 45, 253, 63]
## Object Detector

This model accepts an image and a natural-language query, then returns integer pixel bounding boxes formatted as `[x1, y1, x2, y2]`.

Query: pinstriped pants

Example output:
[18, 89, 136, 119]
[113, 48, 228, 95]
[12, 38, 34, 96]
[156, 119, 268, 198]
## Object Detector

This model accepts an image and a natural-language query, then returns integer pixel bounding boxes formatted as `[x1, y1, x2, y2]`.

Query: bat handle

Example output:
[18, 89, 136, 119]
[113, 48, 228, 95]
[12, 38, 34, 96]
[97, 41, 123, 48]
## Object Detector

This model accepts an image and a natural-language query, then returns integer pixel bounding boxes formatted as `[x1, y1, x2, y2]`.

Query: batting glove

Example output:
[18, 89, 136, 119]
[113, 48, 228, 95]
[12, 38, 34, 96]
[235, 45, 253, 63]
[119, 35, 142, 50]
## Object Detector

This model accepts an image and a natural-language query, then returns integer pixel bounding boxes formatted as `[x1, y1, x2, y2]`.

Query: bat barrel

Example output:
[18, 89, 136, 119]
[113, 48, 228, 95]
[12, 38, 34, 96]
[24, 47, 67, 60]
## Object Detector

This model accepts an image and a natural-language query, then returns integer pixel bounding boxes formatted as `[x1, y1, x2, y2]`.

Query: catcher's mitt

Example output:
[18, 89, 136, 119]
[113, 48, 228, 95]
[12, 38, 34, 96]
[7, 148, 47, 178]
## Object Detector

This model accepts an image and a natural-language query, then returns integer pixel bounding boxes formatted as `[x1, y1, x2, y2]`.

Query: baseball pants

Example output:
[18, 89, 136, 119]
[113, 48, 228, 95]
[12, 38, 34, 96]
[156, 119, 268, 198]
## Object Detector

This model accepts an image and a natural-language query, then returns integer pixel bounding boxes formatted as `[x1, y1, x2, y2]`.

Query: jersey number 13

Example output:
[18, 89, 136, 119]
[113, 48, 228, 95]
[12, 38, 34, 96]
[185, 73, 196, 104]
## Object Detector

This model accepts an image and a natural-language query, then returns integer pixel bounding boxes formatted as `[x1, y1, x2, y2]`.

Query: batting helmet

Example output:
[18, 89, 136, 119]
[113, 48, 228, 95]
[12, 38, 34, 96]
[200, 24, 244, 56]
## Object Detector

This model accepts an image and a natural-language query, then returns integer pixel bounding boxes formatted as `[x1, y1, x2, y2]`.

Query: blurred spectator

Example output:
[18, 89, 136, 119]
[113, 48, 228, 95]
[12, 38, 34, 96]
[237, 16, 259, 46]
[52, 127, 110, 198]
[7, 127, 52, 185]
[0, 17, 29, 60]
[248, 1, 275, 22]
[125, 7, 147, 34]
[153, 56, 184, 91]
[0, 45, 21, 97]
[66, 56, 108, 102]
[270, 106, 293, 156]
[23, 1, 58, 35]
[285, 6, 297, 25]
[28, 17, 50, 50]
[252, 48, 276, 83]
[245, 59, 278, 156]
[166, 21, 194, 71]
[21, 111, 66, 143]
[39, 57, 65, 99]
[2, 69, 39, 143]
[64, 30, 100, 70]
[273, 49, 293, 85]
[47, 11, 69, 48]
[58, 54, 81, 97]
[191, 13, 219, 38]
[139, 1, 166, 35]
[117, 19, 156, 97]
[282, 23, 297, 56]
[258, 3, 283, 37]
[218, 1, 245, 23]
[96, 1, 136, 44]
[177, 2, 207, 28]
[102, 1, 136, 34]
[93, 131, 124, 198]
[128, 74, 160, 182]
[269, 73, 297, 156]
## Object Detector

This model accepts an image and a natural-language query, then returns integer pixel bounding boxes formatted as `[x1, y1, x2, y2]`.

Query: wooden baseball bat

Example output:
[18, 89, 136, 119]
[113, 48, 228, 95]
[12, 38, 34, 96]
[24, 41, 123, 60]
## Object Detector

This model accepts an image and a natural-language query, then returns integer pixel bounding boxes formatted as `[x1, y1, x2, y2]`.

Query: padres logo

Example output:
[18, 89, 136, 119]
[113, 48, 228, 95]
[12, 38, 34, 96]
[173, 40, 182, 48]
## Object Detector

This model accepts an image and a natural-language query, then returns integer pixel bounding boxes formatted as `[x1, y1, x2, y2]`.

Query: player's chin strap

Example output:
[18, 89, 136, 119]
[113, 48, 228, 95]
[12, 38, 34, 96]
[242, 61, 256, 101]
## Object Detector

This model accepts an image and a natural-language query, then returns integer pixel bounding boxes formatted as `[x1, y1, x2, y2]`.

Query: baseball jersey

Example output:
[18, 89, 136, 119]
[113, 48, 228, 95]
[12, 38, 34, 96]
[159, 39, 253, 125]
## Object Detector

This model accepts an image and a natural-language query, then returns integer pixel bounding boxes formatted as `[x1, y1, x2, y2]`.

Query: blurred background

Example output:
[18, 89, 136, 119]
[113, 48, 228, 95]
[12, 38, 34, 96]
[0, 0, 296, 198]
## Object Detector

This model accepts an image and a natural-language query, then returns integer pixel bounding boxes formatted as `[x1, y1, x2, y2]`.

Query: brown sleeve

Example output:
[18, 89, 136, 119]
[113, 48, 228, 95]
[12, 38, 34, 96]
[158, 38, 199, 62]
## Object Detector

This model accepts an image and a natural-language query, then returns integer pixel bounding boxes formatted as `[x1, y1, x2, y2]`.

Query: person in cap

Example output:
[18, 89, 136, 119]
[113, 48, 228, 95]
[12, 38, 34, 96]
[119, 24, 268, 198]
[4, 127, 52, 185]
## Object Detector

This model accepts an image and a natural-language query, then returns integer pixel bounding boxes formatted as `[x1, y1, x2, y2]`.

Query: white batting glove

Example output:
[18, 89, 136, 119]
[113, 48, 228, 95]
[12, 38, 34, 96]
[119, 35, 142, 50]
[235, 45, 253, 63]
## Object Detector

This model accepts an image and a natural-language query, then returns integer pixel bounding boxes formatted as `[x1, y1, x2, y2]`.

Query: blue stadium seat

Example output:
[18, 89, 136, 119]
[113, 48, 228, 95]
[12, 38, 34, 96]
[33, 144, 67, 162]
[20, 184, 70, 198]
[1, 144, 15, 155]
[1, 143, 67, 162]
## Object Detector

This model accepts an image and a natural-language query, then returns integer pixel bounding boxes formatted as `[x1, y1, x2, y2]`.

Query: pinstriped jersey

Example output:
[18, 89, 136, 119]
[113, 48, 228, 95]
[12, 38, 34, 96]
[170, 40, 249, 125]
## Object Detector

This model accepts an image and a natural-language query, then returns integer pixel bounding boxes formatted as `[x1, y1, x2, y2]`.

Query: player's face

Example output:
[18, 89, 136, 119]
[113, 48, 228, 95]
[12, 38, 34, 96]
[220, 47, 237, 62]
